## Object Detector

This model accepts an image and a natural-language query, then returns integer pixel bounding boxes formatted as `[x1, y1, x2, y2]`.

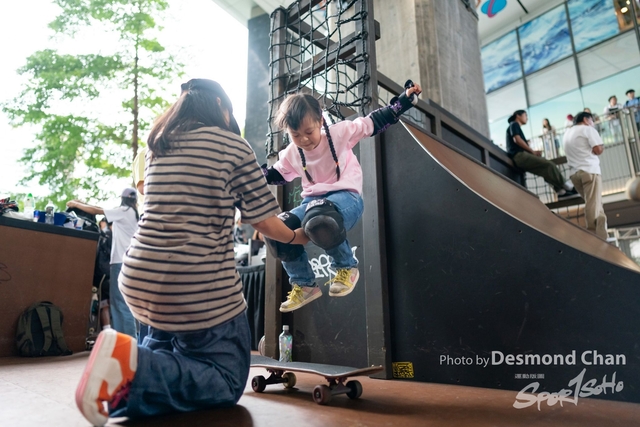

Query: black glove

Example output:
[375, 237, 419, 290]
[368, 79, 419, 135]
[261, 164, 288, 185]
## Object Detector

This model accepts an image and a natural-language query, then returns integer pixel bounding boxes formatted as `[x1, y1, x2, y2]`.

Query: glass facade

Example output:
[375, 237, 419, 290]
[483, 0, 640, 146]
[568, 0, 620, 52]
[481, 31, 522, 93]
[518, 5, 572, 75]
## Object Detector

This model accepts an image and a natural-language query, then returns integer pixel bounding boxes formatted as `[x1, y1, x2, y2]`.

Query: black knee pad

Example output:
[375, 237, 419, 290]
[301, 199, 346, 250]
[264, 211, 305, 262]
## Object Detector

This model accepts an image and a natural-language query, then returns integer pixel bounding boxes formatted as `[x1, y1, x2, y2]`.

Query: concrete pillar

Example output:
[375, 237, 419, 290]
[374, 0, 490, 137]
[245, 10, 271, 165]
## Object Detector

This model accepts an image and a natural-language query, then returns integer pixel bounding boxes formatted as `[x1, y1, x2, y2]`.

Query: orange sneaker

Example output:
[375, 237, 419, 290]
[75, 328, 137, 426]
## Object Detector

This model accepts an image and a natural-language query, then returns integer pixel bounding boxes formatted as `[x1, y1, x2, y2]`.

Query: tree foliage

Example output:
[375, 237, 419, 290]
[3, 0, 182, 209]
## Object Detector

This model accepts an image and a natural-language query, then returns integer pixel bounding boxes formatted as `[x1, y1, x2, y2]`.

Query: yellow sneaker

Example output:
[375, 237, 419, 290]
[328, 267, 359, 297]
[279, 284, 322, 312]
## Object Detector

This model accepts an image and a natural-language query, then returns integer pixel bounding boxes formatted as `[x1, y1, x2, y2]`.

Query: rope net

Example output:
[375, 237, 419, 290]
[266, 0, 371, 158]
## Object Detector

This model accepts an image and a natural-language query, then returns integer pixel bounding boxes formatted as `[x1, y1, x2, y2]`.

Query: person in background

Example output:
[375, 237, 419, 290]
[562, 111, 607, 239]
[131, 146, 148, 342]
[603, 95, 623, 140]
[132, 146, 147, 215]
[624, 89, 640, 131]
[584, 108, 601, 133]
[233, 209, 244, 244]
[564, 114, 574, 129]
[541, 118, 560, 157]
[604, 95, 622, 118]
[506, 110, 578, 200]
[67, 188, 139, 338]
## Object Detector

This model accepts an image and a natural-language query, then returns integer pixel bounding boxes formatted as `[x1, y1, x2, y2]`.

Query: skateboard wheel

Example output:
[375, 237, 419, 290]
[313, 385, 332, 405]
[282, 372, 297, 389]
[258, 336, 266, 356]
[252, 375, 267, 393]
[91, 287, 98, 293]
[346, 380, 363, 399]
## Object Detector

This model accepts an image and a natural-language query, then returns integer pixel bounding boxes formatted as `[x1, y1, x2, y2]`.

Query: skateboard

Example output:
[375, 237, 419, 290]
[250, 354, 383, 405]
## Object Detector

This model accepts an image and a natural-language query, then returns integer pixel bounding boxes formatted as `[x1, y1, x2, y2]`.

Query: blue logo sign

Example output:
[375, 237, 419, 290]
[481, 0, 507, 18]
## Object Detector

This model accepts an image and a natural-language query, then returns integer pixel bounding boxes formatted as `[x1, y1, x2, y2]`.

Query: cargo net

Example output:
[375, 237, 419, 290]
[266, 0, 371, 157]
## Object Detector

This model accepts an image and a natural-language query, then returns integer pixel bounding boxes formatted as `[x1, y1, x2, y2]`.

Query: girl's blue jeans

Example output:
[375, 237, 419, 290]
[110, 312, 251, 418]
[283, 190, 364, 287]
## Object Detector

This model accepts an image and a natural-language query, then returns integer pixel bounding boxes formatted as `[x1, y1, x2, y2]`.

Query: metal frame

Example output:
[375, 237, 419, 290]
[356, 0, 393, 378]
[264, 7, 288, 360]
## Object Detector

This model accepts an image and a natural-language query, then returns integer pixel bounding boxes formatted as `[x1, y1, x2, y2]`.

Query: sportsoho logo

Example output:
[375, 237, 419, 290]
[498, 350, 626, 410]
[440, 350, 627, 410]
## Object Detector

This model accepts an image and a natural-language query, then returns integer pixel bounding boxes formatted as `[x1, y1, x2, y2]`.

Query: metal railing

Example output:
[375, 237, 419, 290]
[525, 108, 640, 204]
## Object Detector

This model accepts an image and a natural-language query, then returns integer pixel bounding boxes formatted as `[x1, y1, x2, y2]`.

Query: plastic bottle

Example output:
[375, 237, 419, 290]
[279, 325, 293, 362]
[45, 202, 55, 225]
[23, 193, 34, 220]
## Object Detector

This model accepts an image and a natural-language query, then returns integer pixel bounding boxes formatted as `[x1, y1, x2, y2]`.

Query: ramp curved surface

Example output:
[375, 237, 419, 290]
[402, 122, 640, 272]
[382, 121, 640, 403]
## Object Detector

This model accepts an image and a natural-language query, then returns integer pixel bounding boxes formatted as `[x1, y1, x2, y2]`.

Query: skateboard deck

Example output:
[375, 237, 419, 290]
[250, 354, 383, 405]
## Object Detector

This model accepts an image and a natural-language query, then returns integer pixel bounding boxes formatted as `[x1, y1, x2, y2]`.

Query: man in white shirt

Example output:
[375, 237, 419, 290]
[603, 95, 622, 117]
[563, 112, 608, 239]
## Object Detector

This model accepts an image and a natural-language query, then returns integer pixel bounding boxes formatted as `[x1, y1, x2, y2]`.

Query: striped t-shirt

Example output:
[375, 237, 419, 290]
[120, 126, 280, 332]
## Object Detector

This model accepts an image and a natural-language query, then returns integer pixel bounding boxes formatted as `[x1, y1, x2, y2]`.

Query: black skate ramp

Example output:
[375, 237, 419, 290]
[382, 121, 640, 402]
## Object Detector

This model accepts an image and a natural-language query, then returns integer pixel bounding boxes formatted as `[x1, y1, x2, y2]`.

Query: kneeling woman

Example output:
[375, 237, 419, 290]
[75, 79, 308, 425]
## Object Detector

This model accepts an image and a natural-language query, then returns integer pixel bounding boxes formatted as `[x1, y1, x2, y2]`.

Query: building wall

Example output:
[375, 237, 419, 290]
[244, 11, 271, 166]
[373, 0, 490, 137]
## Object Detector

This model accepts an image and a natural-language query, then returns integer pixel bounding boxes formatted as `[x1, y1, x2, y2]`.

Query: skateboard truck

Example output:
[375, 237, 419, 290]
[251, 369, 363, 405]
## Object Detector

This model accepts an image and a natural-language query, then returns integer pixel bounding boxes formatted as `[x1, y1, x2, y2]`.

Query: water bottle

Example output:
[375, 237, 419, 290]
[23, 193, 34, 220]
[45, 202, 55, 225]
[279, 325, 292, 362]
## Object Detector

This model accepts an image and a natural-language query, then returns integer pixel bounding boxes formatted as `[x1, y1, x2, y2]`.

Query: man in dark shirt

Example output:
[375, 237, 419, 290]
[624, 89, 640, 131]
[506, 110, 578, 199]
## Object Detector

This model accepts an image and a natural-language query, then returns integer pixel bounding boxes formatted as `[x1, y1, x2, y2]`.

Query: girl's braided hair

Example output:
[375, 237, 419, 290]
[276, 94, 341, 183]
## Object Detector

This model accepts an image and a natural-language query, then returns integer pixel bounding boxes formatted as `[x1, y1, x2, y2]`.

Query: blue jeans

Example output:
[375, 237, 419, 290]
[283, 190, 364, 287]
[110, 263, 137, 338]
[111, 312, 251, 418]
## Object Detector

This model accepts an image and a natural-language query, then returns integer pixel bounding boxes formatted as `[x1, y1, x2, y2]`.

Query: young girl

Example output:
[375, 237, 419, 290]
[263, 82, 422, 312]
[67, 188, 140, 337]
[75, 79, 308, 426]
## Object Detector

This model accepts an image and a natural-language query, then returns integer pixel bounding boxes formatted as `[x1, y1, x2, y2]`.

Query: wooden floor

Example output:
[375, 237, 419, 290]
[1, 352, 639, 427]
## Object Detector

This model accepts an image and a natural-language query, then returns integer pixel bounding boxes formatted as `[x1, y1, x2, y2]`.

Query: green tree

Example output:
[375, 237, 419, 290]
[3, 0, 182, 210]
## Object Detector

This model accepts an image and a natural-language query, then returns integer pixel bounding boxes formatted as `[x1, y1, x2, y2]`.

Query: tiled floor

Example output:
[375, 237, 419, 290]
[1, 352, 639, 426]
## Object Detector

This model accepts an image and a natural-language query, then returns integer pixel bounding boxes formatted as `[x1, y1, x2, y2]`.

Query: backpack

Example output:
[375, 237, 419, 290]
[16, 302, 72, 357]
